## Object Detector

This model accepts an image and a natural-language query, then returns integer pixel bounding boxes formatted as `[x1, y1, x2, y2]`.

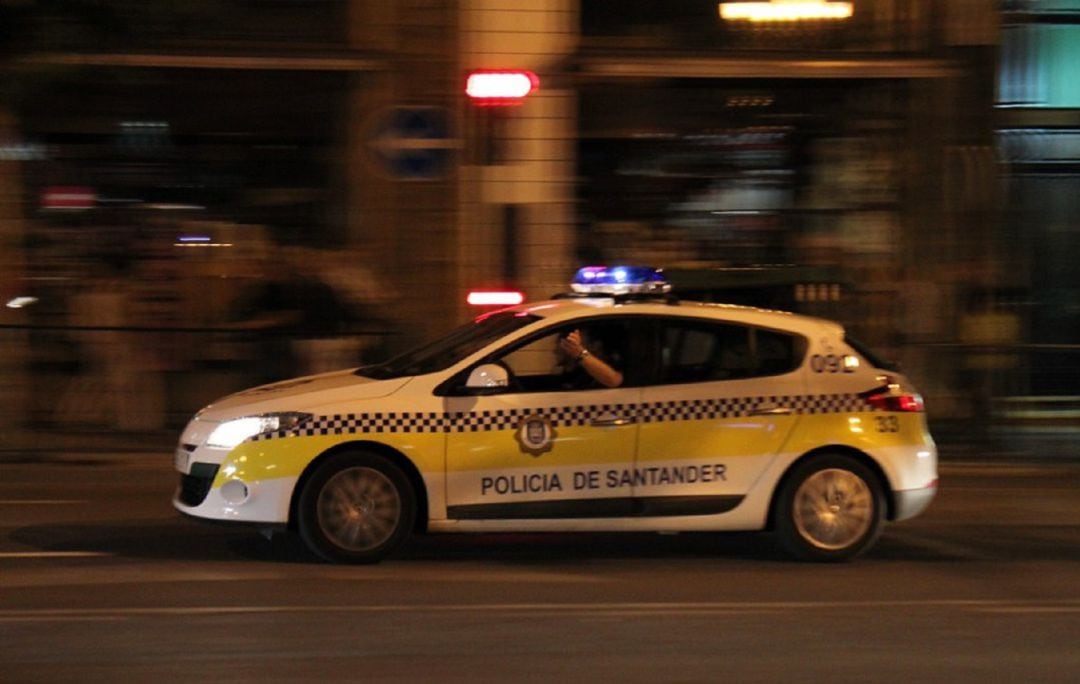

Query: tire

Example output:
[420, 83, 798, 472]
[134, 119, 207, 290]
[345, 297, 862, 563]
[297, 450, 416, 564]
[774, 453, 885, 562]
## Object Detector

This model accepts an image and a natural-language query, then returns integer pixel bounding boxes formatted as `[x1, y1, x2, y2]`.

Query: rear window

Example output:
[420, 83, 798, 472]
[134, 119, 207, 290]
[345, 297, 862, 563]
[660, 320, 806, 384]
[844, 334, 899, 372]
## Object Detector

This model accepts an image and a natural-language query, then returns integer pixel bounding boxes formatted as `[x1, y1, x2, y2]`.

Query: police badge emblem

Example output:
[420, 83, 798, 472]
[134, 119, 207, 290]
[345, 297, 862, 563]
[514, 414, 556, 456]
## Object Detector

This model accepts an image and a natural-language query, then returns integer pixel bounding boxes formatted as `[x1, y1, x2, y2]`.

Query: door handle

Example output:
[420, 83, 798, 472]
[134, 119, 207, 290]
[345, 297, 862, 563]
[749, 406, 793, 416]
[591, 416, 636, 427]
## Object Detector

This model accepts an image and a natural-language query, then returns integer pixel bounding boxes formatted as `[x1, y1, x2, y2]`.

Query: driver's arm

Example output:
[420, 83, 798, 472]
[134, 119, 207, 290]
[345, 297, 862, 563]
[577, 349, 623, 388]
[559, 330, 623, 388]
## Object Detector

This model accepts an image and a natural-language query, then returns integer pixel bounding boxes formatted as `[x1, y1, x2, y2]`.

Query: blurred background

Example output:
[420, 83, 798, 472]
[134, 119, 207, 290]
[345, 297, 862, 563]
[0, 0, 1076, 452]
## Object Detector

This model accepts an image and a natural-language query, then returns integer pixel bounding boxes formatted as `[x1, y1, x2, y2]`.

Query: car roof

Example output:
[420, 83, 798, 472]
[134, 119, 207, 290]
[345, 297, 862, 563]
[509, 297, 842, 338]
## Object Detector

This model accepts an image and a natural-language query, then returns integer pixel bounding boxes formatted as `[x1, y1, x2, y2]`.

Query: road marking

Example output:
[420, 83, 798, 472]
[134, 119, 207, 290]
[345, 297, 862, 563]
[0, 615, 125, 623]
[0, 552, 109, 559]
[974, 606, 1080, 615]
[0, 500, 88, 505]
[1, 599, 1078, 622]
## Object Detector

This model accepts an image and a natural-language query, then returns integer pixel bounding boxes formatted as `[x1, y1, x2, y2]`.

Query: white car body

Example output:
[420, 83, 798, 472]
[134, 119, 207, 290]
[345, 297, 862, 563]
[174, 296, 937, 562]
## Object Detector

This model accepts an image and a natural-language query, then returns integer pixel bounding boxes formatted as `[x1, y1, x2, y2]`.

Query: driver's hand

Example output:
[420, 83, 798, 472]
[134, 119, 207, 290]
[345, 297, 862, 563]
[559, 330, 584, 359]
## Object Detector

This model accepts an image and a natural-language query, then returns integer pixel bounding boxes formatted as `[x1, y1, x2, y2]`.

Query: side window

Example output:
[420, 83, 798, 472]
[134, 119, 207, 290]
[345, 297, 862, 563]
[500, 332, 564, 390]
[660, 320, 803, 384]
[756, 328, 801, 376]
[493, 319, 638, 393]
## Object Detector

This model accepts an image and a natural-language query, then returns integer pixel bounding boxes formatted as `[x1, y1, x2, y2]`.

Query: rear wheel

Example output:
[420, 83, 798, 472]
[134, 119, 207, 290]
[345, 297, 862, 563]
[297, 451, 416, 564]
[774, 454, 885, 562]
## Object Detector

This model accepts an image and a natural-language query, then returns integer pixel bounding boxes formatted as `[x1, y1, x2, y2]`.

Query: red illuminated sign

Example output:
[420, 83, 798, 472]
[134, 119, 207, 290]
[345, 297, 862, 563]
[41, 186, 96, 211]
[467, 290, 525, 306]
[465, 70, 539, 105]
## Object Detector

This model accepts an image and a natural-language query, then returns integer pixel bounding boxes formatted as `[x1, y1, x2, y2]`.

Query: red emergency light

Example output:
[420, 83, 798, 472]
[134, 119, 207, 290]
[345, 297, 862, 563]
[41, 186, 96, 211]
[467, 290, 525, 307]
[465, 70, 539, 105]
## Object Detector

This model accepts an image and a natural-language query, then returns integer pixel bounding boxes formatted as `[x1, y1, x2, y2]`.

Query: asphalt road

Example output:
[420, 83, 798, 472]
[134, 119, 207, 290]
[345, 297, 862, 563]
[1, 453, 1079, 683]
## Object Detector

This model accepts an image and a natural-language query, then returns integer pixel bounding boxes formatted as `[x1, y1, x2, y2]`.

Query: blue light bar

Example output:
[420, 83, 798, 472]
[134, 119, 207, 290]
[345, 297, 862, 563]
[570, 265, 671, 295]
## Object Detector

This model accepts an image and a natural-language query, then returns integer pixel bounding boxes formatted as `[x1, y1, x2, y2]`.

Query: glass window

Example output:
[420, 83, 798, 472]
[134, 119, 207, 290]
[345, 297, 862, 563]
[492, 318, 641, 393]
[843, 334, 899, 372]
[999, 23, 1080, 107]
[358, 312, 540, 380]
[660, 320, 803, 384]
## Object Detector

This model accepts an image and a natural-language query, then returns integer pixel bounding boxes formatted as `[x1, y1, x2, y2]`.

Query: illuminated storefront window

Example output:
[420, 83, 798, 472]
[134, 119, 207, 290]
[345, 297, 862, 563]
[1000, 24, 1080, 107]
[998, 1, 1080, 386]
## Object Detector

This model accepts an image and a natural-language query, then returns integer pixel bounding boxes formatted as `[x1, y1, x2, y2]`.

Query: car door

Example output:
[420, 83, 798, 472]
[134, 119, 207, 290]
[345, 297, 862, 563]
[633, 317, 807, 516]
[443, 317, 647, 520]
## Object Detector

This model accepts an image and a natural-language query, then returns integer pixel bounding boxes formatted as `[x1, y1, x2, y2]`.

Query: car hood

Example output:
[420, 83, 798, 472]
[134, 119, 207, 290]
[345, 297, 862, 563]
[195, 370, 413, 422]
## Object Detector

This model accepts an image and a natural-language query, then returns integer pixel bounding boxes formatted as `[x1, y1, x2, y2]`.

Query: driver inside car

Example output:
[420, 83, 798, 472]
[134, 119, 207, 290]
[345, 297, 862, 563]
[556, 328, 624, 389]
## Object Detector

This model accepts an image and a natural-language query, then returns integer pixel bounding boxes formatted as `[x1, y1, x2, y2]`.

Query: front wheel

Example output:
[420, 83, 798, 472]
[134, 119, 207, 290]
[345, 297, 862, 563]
[774, 454, 885, 562]
[297, 451, 416, 564]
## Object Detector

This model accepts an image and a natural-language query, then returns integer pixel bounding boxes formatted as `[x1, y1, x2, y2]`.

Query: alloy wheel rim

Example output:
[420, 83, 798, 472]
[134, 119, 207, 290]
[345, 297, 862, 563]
[317, 467, 402, 552]
[792, 468, 873, 551]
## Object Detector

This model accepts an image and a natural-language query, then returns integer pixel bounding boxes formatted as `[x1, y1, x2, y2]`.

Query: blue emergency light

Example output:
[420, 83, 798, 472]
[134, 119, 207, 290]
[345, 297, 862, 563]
[570, 266, 671, 295]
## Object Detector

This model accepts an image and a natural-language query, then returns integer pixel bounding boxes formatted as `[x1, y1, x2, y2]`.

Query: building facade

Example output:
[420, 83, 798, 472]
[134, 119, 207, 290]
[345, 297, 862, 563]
[1, 1, 1039, 431]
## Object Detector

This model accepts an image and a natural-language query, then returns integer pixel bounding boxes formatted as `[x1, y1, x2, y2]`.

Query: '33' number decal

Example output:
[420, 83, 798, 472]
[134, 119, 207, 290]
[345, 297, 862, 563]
[875, 416, 900, 433]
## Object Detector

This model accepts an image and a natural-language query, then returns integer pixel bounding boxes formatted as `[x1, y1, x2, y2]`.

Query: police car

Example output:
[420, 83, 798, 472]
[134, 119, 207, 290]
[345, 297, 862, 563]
[174, 266, 937, 563]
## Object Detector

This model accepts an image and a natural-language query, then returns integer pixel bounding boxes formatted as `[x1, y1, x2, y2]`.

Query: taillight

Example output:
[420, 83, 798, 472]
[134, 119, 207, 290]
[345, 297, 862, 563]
[860, 375, 925, 413]
[866, 392, 924, 413]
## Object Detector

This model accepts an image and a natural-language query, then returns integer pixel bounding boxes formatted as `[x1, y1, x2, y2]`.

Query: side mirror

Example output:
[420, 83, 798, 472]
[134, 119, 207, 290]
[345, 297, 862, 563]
[465, 363, 510, 392]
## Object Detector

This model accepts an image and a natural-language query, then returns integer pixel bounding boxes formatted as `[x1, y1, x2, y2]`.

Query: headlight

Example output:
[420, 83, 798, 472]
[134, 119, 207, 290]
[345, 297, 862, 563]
[205, 412, 312, 449]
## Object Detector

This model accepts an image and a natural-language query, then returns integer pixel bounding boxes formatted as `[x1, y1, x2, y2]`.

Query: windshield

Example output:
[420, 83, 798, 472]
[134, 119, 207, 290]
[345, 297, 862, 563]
[357, 311, 541, 380]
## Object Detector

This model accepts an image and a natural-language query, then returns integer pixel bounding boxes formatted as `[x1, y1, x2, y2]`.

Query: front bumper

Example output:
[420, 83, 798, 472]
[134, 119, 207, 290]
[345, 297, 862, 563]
[173, 462, 297, 524]
[176, 462, 220, 507]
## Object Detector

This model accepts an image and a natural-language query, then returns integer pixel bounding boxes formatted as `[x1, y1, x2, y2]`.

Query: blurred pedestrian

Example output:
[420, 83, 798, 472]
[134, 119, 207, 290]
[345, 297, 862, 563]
[313, 246, 393, 369]
[57, 253, 165, 431]
[228, 246, 357, 381]
[958, 287, 1020, 446]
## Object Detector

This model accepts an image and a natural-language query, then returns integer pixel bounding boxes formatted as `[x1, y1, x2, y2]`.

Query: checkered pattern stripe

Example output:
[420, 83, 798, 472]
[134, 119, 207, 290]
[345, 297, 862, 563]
[451, 403, 635, 432]
[251, 412, 448, 441]
[248, 393, 873, 442]
[445, 404, 640, 433]
[638, 397, 756, 423]
[636, 394, 870, 423]
[789, 393, 869, 414]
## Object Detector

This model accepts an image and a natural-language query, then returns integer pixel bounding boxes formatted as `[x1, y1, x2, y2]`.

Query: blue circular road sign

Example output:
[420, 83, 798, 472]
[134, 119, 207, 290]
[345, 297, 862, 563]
[368, 107, 455, 180]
